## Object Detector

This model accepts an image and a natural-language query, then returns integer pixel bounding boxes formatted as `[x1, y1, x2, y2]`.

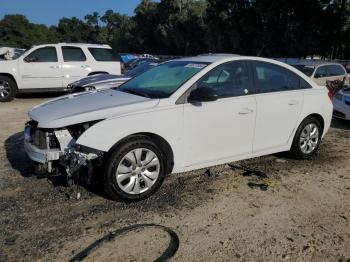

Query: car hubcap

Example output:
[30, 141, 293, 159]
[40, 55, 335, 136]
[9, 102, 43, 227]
[299, 123, 319, 154]
[0, 80, 11, 98]
[116, 148, 160, 195]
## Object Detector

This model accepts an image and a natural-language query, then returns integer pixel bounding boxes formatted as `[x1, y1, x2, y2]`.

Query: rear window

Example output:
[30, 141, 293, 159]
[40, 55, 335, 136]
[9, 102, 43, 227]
[88, 48, 121, 62]
[62, 46, 86, 62]
[327, 65, 345, 76]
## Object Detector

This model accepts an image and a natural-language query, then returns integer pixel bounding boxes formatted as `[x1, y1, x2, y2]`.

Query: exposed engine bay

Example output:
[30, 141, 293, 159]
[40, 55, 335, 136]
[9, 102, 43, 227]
[24, 120, 103, 184]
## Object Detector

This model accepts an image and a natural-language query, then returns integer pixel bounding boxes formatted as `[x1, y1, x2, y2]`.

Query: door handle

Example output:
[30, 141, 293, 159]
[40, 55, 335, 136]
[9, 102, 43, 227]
[81, 65, 91, 68]
[288, 100, 299, 106]
[49, 65, 60, 69]
[239, 108, 254, 115]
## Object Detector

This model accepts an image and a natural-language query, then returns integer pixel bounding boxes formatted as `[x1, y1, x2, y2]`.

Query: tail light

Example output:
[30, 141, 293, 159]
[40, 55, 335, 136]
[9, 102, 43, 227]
[121, 62, 126, 75]
[328, 90, 334, 100]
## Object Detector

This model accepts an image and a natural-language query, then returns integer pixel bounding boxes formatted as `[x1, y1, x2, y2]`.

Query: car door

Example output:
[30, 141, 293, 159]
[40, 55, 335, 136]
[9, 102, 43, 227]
[182, 61, 256, 167]
[251, 61, 304, 153]
[18, 46, 63, 90]
[61, 46, 90, 86]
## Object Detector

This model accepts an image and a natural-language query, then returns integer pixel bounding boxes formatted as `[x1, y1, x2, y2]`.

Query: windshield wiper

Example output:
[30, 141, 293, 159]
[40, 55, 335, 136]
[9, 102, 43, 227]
[121, 88, 150, 98]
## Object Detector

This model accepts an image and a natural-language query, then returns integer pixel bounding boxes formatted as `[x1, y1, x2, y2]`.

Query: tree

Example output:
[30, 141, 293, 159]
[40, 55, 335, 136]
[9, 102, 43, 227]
[133, 0, 208, 55]
[133, 0, 160, 53]
[1, 0, 350, 59]
[0, 15, 57, 48]
[55, 17, 90, 43]
[206, 0, 259, 55]
[100, 10, 136, 52]
[84, 12, 102, 43]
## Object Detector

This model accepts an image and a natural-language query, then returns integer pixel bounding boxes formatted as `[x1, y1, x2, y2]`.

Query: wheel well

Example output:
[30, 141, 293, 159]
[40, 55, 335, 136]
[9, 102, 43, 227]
[0, 73, 18, 90]
[109, 133, 174, 174]
[88, 71, 108, 76]
[305, 113, 325, 134]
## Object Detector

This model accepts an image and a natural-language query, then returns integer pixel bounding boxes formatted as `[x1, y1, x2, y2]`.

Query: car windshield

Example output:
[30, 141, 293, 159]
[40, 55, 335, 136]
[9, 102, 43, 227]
[118, 60, 209, 98]
[293, 65, 315, 77]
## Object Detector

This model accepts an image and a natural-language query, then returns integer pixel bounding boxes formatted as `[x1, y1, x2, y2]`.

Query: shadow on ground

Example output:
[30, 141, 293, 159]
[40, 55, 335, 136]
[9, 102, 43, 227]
[3, 131, 226, 206]
[4, 132, 33, 177]
[16, 92, 66, 99]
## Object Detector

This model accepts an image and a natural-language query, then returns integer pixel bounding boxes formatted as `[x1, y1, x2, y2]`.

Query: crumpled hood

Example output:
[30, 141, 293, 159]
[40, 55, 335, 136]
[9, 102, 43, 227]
[29, 89, 159, 128]
[70, 74, 129, 87]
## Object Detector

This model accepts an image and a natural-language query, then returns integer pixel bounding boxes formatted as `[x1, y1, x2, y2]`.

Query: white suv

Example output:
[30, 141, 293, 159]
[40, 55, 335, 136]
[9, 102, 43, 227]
[24, 55, 333, 201]
[0, 43, 122, 102]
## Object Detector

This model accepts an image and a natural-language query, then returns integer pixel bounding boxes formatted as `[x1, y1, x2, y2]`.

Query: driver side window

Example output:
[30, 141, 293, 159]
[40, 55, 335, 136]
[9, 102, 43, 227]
[25, 47, 58, 63]
[196, 61, 250, 98]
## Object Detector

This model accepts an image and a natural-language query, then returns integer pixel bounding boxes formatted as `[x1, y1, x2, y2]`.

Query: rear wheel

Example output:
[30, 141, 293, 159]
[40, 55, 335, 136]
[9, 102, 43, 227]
[0, 76, 17, 102]
[104, 137, 167, 201]
[289, 116, 322, 159]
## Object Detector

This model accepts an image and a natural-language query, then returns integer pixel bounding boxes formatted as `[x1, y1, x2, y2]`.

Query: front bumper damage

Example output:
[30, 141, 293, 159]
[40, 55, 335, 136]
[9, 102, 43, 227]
[24, 122, 102, 180]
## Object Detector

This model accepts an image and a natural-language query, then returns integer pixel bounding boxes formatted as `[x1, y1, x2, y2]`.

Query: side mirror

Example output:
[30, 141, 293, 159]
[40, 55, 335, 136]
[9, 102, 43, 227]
[188, 86, 219, 103]
[24, 56, 36, 63]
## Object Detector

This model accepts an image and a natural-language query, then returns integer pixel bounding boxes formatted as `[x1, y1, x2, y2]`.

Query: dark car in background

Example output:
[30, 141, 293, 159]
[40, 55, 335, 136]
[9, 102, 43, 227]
[67, 62, 159, 93]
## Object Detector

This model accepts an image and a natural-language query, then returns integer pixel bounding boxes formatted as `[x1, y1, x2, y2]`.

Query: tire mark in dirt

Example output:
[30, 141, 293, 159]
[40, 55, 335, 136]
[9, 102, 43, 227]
[69, 224, 179, 262]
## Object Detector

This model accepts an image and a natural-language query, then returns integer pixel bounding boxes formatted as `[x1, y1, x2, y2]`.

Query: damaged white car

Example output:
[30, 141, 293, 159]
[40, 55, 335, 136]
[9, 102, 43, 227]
[0, 47, 25, 60]
[24, 55, 333, 201]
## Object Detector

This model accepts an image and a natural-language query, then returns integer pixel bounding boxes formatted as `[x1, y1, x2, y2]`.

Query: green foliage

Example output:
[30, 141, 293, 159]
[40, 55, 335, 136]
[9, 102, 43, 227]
[1, 0, 350, 58]
[0, 15, 58, 48]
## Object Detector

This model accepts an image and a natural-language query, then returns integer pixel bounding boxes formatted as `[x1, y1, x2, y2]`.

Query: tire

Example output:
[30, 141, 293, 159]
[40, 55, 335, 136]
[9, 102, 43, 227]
[289, 116, 322, 159]
[0, 75, 17, 102]
[104, 136, 167, 201]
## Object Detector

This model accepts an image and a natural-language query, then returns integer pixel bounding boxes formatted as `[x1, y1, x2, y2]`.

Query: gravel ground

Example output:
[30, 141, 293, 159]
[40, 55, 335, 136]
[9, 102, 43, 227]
[0, 97, 350, 262]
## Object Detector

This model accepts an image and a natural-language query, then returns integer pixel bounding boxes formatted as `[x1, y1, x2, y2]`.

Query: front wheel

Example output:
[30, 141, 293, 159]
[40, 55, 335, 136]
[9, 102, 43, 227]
[0, 76, 17, 102]
[289, 116, 322, 159]
[104, 137, 167, 201]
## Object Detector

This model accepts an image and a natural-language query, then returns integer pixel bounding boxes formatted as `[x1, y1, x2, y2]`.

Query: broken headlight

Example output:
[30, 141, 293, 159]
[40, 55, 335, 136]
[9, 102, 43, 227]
[66, 120, 102, 140]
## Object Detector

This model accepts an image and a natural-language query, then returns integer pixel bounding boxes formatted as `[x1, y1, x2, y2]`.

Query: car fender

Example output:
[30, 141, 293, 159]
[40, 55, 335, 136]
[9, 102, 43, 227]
[0, 59, 20, 83]
[295, 87, 332, 139]
[76, 105, 184, 169]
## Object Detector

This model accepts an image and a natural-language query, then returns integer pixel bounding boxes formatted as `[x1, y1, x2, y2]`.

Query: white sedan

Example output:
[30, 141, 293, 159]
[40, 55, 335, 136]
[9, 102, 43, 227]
[24, 55, 333, 201]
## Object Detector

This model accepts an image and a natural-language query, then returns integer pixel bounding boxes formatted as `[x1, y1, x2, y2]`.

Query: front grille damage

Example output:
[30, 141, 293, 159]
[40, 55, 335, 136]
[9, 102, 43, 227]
[27, 120, 60, 150]
[26, 120, 103, 182]
[32, 129, 60, 149]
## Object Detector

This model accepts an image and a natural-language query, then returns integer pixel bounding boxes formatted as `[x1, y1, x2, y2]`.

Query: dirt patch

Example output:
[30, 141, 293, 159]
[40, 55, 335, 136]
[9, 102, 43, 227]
[0, 98, 350, 261]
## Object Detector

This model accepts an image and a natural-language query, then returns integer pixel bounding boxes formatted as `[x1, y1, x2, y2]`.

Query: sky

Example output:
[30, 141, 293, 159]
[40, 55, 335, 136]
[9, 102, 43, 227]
[0, 0, 143, 26]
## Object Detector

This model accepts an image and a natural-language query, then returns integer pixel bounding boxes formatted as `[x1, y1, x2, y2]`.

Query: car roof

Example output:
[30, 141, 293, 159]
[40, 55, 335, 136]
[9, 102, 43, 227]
[175, 54, 240, 63]
[31, 43, 112, 49]
[291, 61, 342, 67]
[58, 43, 111, 48]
